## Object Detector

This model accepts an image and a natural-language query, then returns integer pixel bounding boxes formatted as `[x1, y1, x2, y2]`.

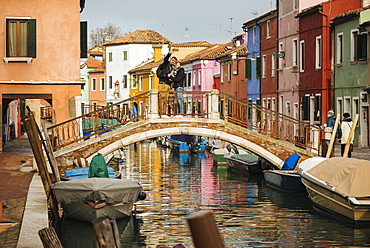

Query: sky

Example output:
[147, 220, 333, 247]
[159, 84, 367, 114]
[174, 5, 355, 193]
[80, 0, 274, 45]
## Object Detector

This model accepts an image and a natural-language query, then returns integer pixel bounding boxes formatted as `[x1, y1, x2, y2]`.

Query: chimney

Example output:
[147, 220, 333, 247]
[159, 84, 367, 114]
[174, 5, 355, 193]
[152, 44, 163, 63]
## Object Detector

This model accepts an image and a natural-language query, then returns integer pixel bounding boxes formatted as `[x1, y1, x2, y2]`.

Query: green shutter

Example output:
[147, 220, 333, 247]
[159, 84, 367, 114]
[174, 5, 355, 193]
[302, 96, 309, 121]
[80, 21, 87, 58]
[246, 59, 252, 79]
[28, 19, 36, 58]
[256, 57, 261, 78]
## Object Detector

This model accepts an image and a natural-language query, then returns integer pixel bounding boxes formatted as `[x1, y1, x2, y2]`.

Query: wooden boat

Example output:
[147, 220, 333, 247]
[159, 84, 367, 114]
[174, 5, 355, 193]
[224, 153, 260, 174]
[52, 153, 145, 222]
[298, 157, 370, 223]
[263, 153, 305, 192]
[263, 170, 306, 192]
[167, 134, 207, 154]
[210, 143, 248, 166]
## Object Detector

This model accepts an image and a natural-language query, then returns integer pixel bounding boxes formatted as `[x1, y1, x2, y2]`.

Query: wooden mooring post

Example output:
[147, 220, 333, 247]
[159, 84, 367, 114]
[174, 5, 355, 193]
[92, 216, 121, 248]
[38, 227, 63, 248]
[23, 109, 60, 226]
[187, 211, 225, 248]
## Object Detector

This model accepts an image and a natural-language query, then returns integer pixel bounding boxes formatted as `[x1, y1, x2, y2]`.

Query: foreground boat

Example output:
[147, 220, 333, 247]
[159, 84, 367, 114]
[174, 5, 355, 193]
[224, 153, 260, 173]
[52, 153, 145, 222]
[298, 157, 370, 223]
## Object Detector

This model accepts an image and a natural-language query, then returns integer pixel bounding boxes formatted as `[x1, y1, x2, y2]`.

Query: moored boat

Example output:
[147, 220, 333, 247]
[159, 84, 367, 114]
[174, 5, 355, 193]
[263, 153, 305, 192]
[210, 143, 248, 167]
[224, 153, 260, 174]
[52, 153, 146, 222]
[167, 134, 207, 154]
[298, 157, 370, 223]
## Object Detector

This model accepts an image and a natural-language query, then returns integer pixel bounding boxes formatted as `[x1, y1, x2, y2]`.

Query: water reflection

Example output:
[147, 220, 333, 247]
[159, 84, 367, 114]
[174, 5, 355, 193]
[58, 141, 370, 247]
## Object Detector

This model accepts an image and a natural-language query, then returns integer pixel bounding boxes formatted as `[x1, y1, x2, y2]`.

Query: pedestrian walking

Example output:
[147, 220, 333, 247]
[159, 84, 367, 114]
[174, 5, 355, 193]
[323, 110, 342, 157]
[340, 112, 354, 157]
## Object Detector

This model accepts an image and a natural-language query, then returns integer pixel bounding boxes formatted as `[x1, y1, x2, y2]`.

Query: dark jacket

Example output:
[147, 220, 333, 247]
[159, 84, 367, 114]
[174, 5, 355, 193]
[170, 67, 185, 89]
[156, 53, 173, 86]
[326, 115, 342, 139]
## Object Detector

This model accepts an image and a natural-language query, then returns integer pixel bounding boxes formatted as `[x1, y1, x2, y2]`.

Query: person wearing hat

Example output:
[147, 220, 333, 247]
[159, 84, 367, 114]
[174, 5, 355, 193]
[323, 110, 342, 157]
[340, 112, 354, 157]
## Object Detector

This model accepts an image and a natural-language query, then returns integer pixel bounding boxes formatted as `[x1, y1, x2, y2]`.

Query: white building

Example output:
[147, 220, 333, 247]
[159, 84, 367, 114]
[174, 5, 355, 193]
[103, 29, 171, 103]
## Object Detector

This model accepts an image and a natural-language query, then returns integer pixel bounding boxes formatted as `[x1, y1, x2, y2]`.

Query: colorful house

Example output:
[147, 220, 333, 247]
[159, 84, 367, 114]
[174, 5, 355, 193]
[331, 7, 370, 147]
[0, 0, 86, 151]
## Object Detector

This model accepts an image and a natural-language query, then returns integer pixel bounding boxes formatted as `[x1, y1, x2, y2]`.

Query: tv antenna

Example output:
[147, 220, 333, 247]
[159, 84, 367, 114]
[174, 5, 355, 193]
[213, 24, 222, 43]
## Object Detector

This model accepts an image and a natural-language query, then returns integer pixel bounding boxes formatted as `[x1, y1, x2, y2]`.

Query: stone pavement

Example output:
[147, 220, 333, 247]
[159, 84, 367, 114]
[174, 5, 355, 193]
[1, 135, 370, 247]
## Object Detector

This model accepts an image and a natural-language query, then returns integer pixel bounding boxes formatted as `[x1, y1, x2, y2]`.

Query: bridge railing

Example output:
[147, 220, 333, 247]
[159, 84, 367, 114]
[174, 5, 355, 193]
[48, 92, 149, 150]
[218, 92, 321, 151]
[47, 89, 320, 152]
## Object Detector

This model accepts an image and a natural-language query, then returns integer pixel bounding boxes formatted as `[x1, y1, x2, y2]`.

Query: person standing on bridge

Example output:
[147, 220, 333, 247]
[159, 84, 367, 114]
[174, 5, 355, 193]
[323, 110, 342, 157]
[156, 49, 177, 114]
[169, 61, 185, 114]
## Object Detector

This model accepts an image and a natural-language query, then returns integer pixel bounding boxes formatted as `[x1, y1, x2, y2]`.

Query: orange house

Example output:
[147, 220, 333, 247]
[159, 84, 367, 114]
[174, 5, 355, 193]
[0, 0, 86, 151]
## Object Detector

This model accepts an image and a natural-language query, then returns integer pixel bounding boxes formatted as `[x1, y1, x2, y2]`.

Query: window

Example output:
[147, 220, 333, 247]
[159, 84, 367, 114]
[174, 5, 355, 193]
[109, 52, 113, 62]
[6, 18, 36, 58]
[139, 76, 143, 91]
[92, 78, 96, 91]
[351, 30, 368, 61]
[186, 72, 191, 87]
[316, 36, 322, 69]
[198, 70, 202, 85]
[293, 0, 298, 10]
[220, 65, 224, 83]
[122, 75, 127, 88]
[123, 51, 128, 61]
[262, 55, 267, 78]
[132, 75, 137, 88]
[81, 78, 86, 90]
[149, 75, 153, 90]
[256, 57, 261, 78]
[301, 95, 310, 121]
[80, 21, 87, 58]
[109, 76, 113, 89]
[279, 43, 284, 69]
[253, 26, 257, 44]
[267, 21, 271, 39]
[351, 30, 358, 62]
[193, 70, 196, 85]
[100, 78, 105, 91]
[227, 63, 232, 81]
[299, 40, 305, 72]
[246, 59, 252, 78]
[337, 33, 343, 64]
[271, 54, 276, 77]
[292, 38, 298, 67]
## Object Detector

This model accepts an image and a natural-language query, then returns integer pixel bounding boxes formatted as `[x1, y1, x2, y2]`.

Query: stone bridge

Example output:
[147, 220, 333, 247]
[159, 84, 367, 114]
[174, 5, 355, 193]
[53, 117, 318, 172]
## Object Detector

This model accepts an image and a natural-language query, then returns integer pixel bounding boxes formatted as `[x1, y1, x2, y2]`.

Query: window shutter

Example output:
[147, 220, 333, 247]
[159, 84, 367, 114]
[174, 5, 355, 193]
[256, 56, 261, 78]
[360, 34, 368, 60]
[80, 21, 88, 58]
[28, 19, 36, 58]
[301, 96, 309, 121]
[246, 59, 252, 79]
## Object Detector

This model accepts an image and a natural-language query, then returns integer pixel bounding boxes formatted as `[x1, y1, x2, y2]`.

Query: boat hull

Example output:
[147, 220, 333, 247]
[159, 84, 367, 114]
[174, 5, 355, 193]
[301, 177, 370, 222]
[61, 201, 135, 222]
[224, 155, 260, 174]
[263, 170, 306, 192]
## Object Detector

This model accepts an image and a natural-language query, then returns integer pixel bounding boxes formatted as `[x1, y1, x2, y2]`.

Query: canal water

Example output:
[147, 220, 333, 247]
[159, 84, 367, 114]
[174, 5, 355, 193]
[58, 140, 370, 248]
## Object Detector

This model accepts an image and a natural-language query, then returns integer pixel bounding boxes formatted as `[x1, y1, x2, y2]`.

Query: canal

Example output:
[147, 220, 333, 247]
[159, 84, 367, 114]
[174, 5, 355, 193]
[58, 140, 370, 247]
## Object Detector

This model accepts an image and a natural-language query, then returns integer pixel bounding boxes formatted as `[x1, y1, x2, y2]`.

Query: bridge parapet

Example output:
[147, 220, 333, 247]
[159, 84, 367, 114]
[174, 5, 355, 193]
[47, 90, 321, 169]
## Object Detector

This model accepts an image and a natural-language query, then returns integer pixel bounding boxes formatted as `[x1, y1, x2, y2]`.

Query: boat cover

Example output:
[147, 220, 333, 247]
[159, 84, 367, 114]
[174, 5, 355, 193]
[52, 178, 142, 204]
[308, 157, 370, 197]
[230, 154, 258, 164]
